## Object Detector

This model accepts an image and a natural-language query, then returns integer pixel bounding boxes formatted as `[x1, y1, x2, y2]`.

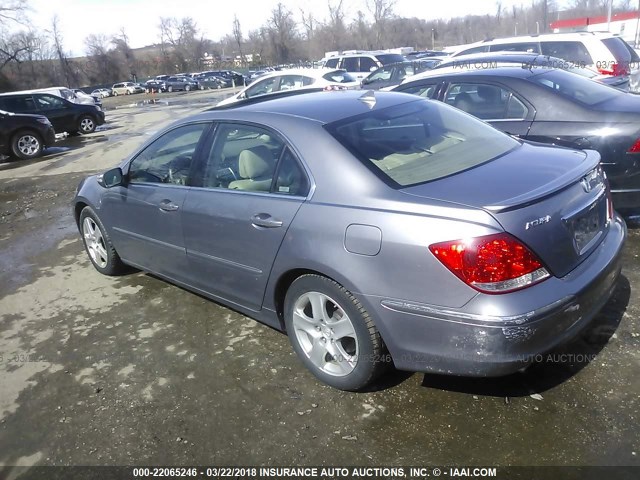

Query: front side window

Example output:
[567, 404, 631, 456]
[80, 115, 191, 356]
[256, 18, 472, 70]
[359, 57, 378, 72]
[128, 123, 208, 185]
[325, 58, 339, 69]
[198, 124, 309, 196]
[326, 100, 518, 187]
[394, 81, 440, 99]
[444, 83, 528, 120]
[35, 94, 65, 110]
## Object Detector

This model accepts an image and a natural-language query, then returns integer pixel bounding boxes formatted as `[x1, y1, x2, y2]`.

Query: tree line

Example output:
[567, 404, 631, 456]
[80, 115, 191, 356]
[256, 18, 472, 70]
[0, 0, 636, 91]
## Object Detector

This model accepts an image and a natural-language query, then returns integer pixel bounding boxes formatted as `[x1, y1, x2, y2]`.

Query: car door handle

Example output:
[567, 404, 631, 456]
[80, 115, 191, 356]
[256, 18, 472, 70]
[251, 213, 283, 228]
[158, 199, 180, 212]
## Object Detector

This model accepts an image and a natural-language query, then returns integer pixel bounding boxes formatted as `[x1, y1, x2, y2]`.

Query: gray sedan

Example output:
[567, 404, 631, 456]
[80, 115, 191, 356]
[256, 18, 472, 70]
[74, 90, 626, 391]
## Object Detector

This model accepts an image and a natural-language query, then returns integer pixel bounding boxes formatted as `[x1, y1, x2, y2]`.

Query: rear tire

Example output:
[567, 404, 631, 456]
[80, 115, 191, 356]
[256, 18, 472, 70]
[168, 86, 173, 92]
[79, 206, 126, 276]
[284, 274, 388, 391]
[11, 130, 43, 159]
[185, 85, 191, 91]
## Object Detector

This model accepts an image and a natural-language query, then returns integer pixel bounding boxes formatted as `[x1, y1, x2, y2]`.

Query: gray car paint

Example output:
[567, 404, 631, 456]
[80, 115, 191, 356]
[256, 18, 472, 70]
[74, 91, 626, 377]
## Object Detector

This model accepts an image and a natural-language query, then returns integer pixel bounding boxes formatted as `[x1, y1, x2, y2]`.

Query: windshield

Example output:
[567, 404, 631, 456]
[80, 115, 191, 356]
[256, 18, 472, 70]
[325, 100, 518, 188]
[528, 69, 618, 106]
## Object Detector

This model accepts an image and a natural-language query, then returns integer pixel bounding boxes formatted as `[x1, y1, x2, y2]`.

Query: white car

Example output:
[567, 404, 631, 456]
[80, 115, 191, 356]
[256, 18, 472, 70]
[217, 68, 359, 106]
[447, 32, 639, 81]
[91, 88, 111, 98]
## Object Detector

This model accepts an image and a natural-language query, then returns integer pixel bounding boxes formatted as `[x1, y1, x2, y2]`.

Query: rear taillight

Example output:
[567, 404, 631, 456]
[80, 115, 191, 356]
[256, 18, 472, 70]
[429, 233, 550, 294]
[628, 138, 640, 153]
[598, 63, 629, 76]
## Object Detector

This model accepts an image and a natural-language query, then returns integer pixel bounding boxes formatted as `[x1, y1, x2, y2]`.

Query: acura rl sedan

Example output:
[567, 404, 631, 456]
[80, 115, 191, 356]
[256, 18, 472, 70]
[74, 90, 626, 391]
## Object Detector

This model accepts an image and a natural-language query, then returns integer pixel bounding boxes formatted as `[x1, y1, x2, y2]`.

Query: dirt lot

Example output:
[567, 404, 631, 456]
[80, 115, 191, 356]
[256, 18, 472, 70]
[0, 94, 639, 476]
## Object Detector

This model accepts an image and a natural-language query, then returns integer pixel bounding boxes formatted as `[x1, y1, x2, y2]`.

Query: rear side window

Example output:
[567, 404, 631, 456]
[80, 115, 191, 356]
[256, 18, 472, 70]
[444, 83, 528, 120]
[341, 57, 359, 72]
[490, 42, 540, 53]
[326, 100, 518, 187]
[325, 58, 339, 68]
[540, 41, 593, 64]
[0, 96, 37, 113]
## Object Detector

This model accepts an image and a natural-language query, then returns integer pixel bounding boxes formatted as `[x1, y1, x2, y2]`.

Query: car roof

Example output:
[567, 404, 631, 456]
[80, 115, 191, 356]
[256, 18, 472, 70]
[405, 64, 542, 83]
[208, 90, 422, 124]
[256, 68, 350, 80]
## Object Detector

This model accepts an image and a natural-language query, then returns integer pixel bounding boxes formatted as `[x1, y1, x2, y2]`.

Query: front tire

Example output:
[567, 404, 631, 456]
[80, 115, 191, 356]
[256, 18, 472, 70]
[79, 206, 126, 276]
[11, 130, 43, 159]
[185, 85, 191, 91]
[168, 86, 173, 93]
[78, 115, 96, 134]
[284, 274, 387, 391]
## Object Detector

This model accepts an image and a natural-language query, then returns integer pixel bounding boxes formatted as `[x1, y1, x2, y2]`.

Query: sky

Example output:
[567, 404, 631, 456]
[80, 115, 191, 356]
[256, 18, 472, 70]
[18, 0, 575, 57]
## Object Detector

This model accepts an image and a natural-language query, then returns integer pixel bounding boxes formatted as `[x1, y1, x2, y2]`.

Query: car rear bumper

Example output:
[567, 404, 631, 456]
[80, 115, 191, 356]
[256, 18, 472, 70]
[360, 215, 626, 377]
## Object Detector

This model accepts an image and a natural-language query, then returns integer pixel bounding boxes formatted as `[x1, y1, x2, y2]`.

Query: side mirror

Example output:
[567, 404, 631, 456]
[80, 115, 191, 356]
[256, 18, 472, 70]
[100, 167, 124, 188]
[370, 66, 377, 72]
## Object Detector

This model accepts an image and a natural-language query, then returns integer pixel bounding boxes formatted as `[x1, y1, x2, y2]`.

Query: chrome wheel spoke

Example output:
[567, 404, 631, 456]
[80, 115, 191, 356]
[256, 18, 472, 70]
[330, 316, 355, 340]
[308, 338, 328, 367]
[309, 292, 332, 324]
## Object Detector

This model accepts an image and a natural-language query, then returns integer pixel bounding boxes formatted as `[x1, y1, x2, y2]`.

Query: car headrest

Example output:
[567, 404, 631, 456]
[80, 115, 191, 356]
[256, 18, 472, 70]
[238, 146, 273, 179]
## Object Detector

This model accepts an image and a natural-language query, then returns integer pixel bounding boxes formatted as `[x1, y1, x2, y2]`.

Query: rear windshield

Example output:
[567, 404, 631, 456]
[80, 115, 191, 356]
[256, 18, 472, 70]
[375, 54, 406, 65]
[323, 70, 356, 83]
[528, 69, 618, 106]
[602, 37, 638, 64]
[325, 100, 518, 188]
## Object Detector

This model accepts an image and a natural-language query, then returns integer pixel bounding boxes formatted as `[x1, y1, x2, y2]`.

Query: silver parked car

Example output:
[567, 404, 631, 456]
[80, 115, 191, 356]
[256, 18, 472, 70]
[74, 90, 626, 390]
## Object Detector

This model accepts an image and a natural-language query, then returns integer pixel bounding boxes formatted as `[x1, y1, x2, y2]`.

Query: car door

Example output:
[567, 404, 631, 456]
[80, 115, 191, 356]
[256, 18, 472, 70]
[441, 81, 534, 138]
[100, 122, 211, 280]
[181, 122, 310, 311]
[32, 94, 73, 133]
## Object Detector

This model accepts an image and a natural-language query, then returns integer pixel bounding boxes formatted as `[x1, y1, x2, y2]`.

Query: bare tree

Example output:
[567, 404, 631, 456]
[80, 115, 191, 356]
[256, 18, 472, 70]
[232, 15, 245, 66]
[366, 0, 395, 48]
[266, 3, 299, 64]
[49, 15, 77, 86]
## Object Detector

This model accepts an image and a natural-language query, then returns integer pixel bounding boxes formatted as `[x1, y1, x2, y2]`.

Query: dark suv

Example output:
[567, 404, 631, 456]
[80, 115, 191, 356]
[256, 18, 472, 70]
[165, 76, 198, 92]
[0, 109, 56, 159]
[0, 93, 105, 135]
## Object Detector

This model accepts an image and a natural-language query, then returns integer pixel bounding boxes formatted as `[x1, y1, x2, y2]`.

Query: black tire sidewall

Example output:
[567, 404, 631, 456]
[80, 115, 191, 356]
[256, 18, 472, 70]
[79, 206, 123, 276]
[284, 275, 381, 391]
[11, 130, 42, 159]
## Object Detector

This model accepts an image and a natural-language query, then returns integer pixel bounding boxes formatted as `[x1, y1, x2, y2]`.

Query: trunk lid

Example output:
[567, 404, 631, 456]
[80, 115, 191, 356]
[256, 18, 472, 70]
[401, 142, 609, 278]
